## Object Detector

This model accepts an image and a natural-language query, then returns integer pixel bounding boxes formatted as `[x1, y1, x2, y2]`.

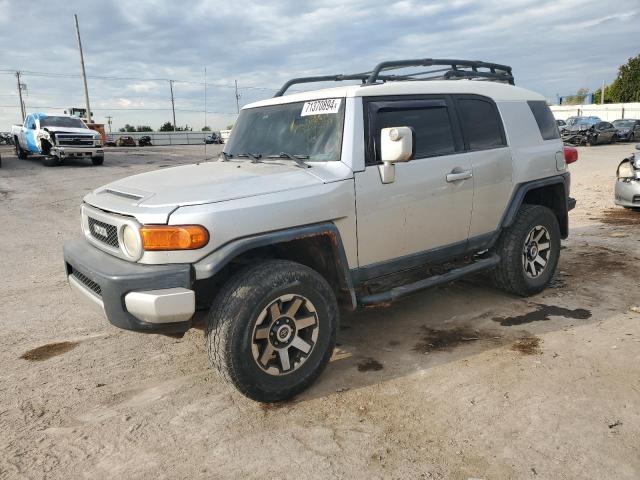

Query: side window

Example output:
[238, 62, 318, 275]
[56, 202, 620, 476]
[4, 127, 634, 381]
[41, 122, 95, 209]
[374, 106, 456, 162]
[28, 116, 36, 129]
[527, 100, 560, 140]
[457, 98, 506, 150]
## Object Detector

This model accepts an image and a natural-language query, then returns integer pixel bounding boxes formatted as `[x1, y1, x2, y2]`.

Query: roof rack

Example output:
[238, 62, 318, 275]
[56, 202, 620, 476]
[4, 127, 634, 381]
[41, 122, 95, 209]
[274, 58, 514, 97]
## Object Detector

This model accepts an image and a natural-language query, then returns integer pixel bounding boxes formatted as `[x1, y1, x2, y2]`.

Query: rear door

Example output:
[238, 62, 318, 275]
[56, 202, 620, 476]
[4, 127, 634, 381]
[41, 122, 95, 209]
[453, 95, 512, 240]
[354, 95, 473, 270]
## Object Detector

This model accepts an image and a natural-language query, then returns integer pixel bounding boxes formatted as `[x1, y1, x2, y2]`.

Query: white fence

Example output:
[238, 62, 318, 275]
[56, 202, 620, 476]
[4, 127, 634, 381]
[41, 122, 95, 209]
[106, 131, 213, 146]
[550, 103, 640, 121]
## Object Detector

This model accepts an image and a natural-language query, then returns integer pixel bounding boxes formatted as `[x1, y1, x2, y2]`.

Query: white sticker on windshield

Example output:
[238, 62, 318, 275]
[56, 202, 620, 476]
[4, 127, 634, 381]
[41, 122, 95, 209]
[300, 98, 341, 116]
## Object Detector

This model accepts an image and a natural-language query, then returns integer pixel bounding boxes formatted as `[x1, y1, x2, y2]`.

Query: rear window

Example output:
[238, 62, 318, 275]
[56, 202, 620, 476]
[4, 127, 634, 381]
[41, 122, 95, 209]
[528, 101, 560, 140]
[457, 98, 506, 150]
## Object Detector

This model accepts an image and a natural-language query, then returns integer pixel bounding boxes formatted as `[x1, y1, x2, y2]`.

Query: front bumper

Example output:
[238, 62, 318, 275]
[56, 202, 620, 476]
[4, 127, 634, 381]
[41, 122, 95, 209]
[615, 179, 640, 207]
[52, 146, 103, 158]
[63, 239, 194, 333]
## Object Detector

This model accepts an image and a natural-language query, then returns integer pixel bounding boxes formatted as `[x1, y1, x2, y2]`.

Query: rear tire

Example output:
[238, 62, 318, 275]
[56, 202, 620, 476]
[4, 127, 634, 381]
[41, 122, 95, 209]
[491, 204, 560, 297]
[91, 156, 104, 166]
[205, 259, 338, 403]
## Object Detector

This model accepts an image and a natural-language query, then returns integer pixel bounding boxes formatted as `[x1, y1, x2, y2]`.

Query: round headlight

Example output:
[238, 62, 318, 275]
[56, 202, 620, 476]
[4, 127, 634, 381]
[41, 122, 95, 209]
[122, 225, 142, 258]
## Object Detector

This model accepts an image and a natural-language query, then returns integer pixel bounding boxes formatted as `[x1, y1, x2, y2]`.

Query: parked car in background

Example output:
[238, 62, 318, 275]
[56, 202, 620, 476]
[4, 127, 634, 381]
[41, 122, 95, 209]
[11, 113, 104, 166]
[561, 117, 617, 146]
[204, 133, 222, 144]
[138, 135, 152, 147]
[105, 135, 117, 147]
[0, 132, 13, 145]
[612, 119, 640, 142]
[556, 119, 566, 133]
[615, 144, 640, 210]
[565, 116, 580, 127]
[116, 135, 136, 147]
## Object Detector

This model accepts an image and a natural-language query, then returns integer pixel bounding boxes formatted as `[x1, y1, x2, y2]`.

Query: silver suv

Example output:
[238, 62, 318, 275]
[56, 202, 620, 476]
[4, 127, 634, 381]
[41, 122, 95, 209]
[63, 59, 576, 402]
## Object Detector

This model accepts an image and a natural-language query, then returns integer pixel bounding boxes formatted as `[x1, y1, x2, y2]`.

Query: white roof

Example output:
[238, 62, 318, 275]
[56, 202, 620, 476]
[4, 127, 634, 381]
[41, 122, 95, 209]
[246, 80, 544, 109]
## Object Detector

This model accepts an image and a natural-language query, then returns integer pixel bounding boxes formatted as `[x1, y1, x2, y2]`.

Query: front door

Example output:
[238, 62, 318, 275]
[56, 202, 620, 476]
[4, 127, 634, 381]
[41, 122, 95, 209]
[354, 96, 473, 273]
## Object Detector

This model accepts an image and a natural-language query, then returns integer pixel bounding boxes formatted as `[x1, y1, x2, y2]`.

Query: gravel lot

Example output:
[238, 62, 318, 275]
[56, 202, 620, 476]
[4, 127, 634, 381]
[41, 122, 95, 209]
[0, 143, 639, 479]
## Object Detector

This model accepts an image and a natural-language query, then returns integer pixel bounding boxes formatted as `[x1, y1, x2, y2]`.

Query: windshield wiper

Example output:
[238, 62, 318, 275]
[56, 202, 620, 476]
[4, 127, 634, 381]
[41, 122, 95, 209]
[267, 152, 311, 169]
[236, 152, 263, 163]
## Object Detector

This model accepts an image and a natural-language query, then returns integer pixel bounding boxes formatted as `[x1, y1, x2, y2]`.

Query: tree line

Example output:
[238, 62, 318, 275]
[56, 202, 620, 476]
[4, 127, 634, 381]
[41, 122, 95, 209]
[562, 54, 640, 105]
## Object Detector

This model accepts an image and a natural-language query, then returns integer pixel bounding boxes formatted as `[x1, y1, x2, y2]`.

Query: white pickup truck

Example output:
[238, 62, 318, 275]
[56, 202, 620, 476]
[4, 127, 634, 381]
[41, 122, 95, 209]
[12, 113, 104, 166]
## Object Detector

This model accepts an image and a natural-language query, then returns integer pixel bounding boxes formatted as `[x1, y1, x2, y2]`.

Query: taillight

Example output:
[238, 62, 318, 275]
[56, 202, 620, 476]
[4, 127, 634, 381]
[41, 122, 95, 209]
[563, 146, 578, 164]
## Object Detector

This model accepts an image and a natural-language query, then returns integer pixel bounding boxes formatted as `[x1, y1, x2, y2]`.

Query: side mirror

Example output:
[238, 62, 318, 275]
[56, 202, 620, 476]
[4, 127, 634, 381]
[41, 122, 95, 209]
[379, 127, 414, 184]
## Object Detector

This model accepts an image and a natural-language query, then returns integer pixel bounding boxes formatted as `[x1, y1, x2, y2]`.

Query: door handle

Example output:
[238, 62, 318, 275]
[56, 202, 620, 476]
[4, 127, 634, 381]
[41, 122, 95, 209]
[446, 170, 473, 182]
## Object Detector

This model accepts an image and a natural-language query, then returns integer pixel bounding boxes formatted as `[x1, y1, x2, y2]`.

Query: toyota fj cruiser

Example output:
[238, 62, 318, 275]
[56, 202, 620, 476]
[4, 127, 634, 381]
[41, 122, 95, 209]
[63, 59, 576, 402]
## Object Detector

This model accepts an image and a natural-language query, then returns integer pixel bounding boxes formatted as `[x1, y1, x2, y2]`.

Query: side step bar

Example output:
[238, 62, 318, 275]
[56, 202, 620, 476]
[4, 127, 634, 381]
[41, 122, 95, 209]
[358, 254, 501, 307]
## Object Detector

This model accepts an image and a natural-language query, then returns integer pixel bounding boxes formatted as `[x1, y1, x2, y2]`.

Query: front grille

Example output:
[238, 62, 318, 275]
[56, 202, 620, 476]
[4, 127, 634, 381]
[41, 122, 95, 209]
[88, 217, 119, 248]
[57, 135, 94, 147]
[71, 269, 102, 296]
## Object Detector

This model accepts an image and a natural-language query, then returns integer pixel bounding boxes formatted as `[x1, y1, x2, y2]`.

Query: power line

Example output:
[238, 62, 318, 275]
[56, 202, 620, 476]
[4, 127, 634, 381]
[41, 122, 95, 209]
[0, 105, 238, 115]
[0, 68, 288, 92]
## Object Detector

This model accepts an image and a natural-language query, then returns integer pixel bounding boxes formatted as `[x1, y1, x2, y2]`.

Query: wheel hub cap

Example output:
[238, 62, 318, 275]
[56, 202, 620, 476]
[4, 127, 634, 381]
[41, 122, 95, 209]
[251, 294, 319, 376]
[270, 318, 296, 346]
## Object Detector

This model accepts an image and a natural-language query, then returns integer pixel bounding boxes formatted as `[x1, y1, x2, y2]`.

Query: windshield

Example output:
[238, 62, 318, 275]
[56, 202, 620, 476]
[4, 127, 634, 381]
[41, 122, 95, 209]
[40, 116, 88, 129]
[576, 118, 598, 126]
[225, 99, 345, 162]
[613, 120, 635, 128]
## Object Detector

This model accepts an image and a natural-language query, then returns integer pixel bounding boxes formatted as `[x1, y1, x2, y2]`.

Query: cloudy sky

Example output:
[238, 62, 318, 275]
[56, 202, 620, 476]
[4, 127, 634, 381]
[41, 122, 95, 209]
[0, 0, 638, 132]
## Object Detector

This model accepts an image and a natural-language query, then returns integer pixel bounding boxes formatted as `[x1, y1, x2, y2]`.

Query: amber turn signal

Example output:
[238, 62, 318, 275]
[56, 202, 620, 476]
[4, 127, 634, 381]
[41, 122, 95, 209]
[140, 225, 209, 251]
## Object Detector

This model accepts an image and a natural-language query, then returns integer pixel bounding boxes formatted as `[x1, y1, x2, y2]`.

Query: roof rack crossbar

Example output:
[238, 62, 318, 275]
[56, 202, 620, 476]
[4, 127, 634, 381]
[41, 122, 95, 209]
[274, 58, 514, 97]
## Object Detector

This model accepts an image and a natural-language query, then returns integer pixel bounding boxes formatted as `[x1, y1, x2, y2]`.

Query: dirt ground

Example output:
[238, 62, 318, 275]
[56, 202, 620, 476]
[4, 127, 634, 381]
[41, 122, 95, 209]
[0, 143, 639, 480]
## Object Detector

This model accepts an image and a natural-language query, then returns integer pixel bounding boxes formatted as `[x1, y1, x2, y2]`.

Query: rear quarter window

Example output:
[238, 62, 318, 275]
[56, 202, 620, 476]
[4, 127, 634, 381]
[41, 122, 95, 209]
[528, 101, 560, 140]
[457, 98, 506, 150]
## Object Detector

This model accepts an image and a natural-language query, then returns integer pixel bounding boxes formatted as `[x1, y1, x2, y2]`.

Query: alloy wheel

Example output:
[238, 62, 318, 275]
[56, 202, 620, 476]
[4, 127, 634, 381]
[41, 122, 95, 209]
[522, 225, 551, 278]
[251, 294, 319, 376]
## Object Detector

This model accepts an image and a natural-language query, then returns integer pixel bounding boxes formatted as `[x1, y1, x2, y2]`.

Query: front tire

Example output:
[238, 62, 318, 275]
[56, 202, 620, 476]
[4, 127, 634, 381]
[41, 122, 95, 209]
[206, 259, 338, 402]
[491, 204, 560, 297]
[91, 156, 104, 166]
[42, 156, 58, 167]
[15, 139, 27, 159]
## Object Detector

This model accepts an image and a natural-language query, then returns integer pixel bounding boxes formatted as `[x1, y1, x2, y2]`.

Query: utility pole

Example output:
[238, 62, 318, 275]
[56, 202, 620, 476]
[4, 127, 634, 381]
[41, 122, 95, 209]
[600, 80, 605, 104]
[74, 14, 92, 123]
[204, 68, 207, 159]
[234, 80, 241, 114]
[204, 68, 207, 130]
[106, 115, 113, 132]
[16, 71, 26, 122]
[169, 80, 176, 131]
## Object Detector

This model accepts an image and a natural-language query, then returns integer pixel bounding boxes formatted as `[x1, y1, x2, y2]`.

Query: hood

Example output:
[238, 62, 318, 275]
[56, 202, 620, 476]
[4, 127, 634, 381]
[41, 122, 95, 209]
[44, 126, 96, 135]
[83, 159, 352, 223]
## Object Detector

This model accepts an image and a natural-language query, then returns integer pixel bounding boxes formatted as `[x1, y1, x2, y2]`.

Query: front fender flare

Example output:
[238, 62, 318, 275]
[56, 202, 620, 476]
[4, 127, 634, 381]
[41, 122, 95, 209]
[194, 222, 356, 309]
